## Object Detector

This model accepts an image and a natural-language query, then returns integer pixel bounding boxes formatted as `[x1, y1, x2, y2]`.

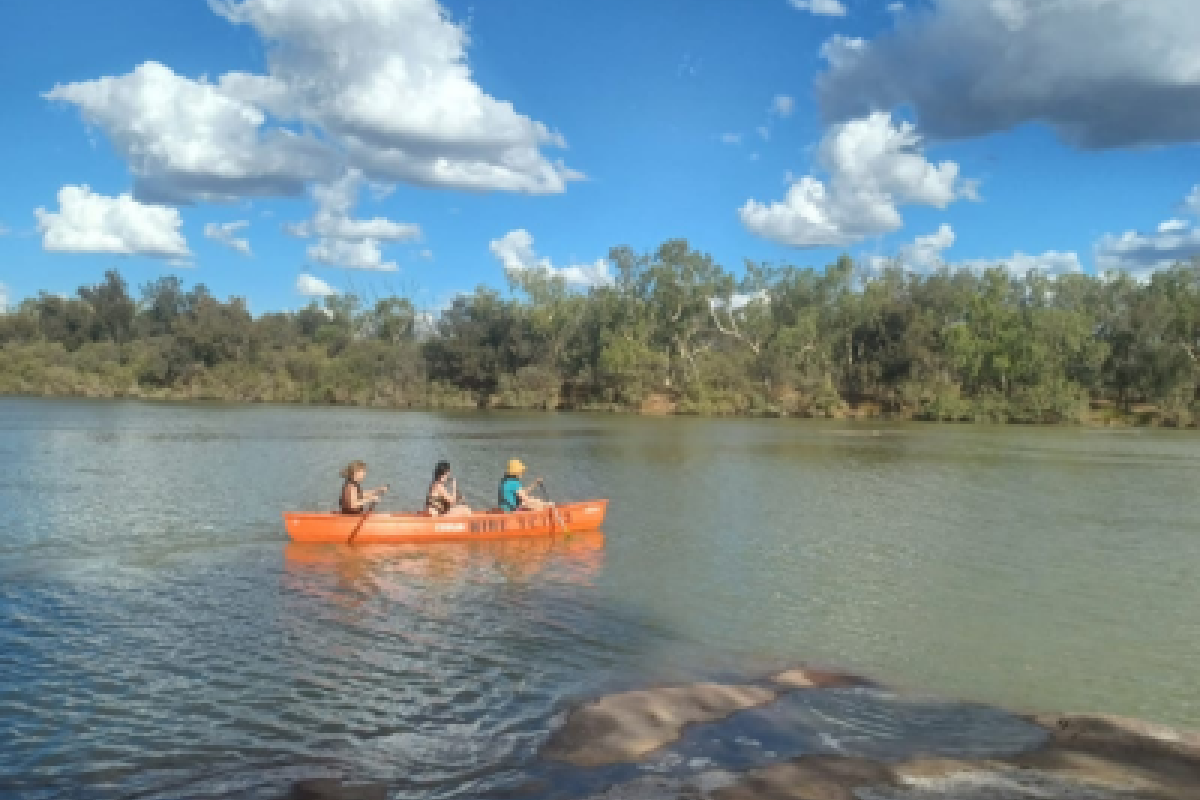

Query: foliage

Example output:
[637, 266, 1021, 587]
[1, 247, 1198, 425]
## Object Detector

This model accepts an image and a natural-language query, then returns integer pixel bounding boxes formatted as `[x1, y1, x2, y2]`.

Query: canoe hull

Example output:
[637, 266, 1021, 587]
[283, 500, 607, 544]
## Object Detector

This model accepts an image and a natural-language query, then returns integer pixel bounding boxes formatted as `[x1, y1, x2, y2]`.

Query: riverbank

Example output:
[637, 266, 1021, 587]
[1, 383, 1195, 428]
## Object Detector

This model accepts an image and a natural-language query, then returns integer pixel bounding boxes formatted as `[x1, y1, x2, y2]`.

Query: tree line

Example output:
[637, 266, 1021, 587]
[2, 240, 1198, 425]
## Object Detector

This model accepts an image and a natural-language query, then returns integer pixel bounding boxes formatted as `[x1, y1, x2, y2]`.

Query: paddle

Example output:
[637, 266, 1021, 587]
[537, 479, 571, 535]
[347, 501, 376, 544]
[347, 483, 388, 544]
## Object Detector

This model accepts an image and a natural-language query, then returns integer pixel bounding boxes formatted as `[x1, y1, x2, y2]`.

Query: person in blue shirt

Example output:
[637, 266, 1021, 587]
[498, 459, 551, 513]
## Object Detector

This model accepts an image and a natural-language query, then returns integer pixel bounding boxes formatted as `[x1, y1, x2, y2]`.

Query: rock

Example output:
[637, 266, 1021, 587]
[543, 683, 777, 766]
[771, 669, 874, 691]
[285, 778, 388, 800]
[712, 755, 895, 800]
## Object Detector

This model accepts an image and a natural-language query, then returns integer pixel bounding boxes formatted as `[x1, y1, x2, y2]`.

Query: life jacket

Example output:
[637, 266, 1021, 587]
[498, 475, 522, 512]
[340, 480, 362, 514]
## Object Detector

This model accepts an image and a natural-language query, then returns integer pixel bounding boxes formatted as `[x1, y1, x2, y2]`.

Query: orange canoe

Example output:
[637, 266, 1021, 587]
[283, 500, 608, 544]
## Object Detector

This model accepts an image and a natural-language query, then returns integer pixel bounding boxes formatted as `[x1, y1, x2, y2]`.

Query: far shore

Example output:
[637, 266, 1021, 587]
[2, 388, 1196, 429]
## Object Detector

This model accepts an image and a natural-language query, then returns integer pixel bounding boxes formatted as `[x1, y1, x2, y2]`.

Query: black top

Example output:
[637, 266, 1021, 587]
[340, 480, 363, 514]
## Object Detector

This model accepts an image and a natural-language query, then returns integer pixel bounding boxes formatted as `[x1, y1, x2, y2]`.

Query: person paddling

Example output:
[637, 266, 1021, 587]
[498, 459, 551, 513]
[339, 460, 388, 514]
[426, 460, 471, 516]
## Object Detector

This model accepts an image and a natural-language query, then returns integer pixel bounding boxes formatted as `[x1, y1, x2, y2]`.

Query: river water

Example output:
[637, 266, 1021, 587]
[2, 397, 1198, 798]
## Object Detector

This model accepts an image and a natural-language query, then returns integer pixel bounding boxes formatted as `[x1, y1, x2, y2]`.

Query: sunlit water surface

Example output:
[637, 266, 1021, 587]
[2, 398, 1198, 798]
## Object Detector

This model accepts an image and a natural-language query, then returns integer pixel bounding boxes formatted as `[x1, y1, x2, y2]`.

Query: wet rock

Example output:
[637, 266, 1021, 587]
[285, 778, 388, 800]
[771, 669, 874, 691]
[857, 768, 1144, 800]
[544, 684, 777, 766]
[1005, 713, 1200, 798]
[712, 755, 895, 800]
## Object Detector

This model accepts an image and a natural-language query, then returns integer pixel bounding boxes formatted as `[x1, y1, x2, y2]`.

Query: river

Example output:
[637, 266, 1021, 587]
[2, 397, 1198, 798]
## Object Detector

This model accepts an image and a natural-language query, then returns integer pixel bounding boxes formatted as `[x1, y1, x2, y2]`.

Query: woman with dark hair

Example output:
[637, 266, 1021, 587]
[425, 460, 471, 516]
[339, 460, 389, 514]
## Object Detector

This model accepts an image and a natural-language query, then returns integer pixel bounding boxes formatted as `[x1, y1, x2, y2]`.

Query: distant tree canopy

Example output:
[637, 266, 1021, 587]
[2, 245, 1199, 425]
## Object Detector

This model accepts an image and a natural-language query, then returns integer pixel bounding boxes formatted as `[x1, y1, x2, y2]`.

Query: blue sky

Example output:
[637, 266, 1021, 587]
[2, 0, 1199, 314]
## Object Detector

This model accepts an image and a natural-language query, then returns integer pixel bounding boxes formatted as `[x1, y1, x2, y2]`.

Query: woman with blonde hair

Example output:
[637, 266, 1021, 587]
[339, 460, 389, 515]
[497, 458, 550, 513]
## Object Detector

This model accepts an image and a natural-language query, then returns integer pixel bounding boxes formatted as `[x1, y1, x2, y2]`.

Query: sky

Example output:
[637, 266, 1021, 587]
[2, 0, 1199, 315]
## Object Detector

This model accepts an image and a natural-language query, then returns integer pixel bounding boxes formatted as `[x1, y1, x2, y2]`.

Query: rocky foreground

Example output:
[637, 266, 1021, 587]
[541, 669, 1200, 800]
[281, 667, 1200, 800]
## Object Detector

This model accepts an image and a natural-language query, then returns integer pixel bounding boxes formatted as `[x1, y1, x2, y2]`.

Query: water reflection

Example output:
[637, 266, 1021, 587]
[284, 533, 606, 597]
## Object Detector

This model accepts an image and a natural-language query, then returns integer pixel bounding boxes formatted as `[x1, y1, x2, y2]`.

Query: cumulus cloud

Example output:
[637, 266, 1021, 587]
[296, 273, 338, 296]
[771, 95, 796, 118]
[789, 0, 847, 17]
[489, 229, 612, 287]
[1095, 224, 1200, 277]
[288, 169, 420, 271]
[213, 0, 579, 193]
[286, 170, 421, 242]
[1184, 185, 1200, 218]
[817, 0, 1200, 149]
[204, 220, 252, 255]
[36, 185, 191, 259]
[739, 112, 975, 247]
[46, 62, 335, 204]
[870, 223, 955, 272]
[710, 291, 769, 313]
[309, 238, 397, 271]
[46, 0, 580, 205]
[960, 250, 1083, 277]
[869, 225, 1081, 277]
[1093, 187, 1200, 277]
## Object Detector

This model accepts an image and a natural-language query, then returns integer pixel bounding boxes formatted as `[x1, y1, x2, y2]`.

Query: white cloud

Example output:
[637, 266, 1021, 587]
[887, 2, 904, 12]
[0, 223, 9, 236]
[45, 62, 335, 204]
[309, 238, 398, 271]
[710, 291, 769, 312]
[771, 95, 795, 118]
[1095, 226, 1200, 277]
[864, 224, 954, 274]
[288, 169, 420, 271]
[721, 133, 742, 145]
[757, 126, 771, 141]
[1184, 185, 1200, 218]
[212, 0, 580, 193]
[489, 229, 612, 288]
[419, 248, 434, 260]
[286, 170, 421, 242]
[789, 0, 848, 17]
[817, 0, 1200, 149]
[36, 185, 191, 259]
[296, 273, 339, 296]
[0, 282, 9, 312]
[870, 227, 1081, 277]
[204, 220, 252, 255]
[960, 250, 1083, 277]
[46, 0, 580, 204]
[1093, 186, 1200, 277]
[739, 112, 975, 247]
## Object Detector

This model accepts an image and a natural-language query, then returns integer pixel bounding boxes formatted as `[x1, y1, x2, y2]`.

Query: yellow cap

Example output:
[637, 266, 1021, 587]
[506, 459, 526, 475]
